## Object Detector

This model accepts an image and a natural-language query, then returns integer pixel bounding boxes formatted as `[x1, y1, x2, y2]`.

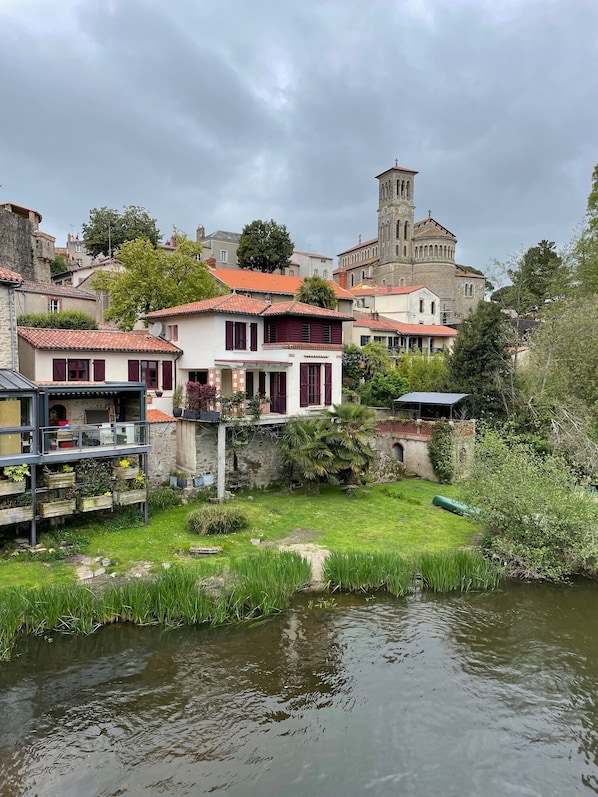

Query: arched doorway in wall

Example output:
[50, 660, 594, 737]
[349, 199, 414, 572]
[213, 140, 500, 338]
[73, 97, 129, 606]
[392, 442, 404, 463]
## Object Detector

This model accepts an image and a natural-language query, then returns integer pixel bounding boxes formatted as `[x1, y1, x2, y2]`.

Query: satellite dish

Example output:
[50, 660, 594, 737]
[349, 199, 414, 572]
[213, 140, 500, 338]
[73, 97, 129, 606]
[150, 322, 163, 337]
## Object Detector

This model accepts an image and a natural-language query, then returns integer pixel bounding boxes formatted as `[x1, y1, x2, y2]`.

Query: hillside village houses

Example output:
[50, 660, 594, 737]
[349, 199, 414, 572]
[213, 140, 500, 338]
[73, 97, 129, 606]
[0, 163, 480, 540]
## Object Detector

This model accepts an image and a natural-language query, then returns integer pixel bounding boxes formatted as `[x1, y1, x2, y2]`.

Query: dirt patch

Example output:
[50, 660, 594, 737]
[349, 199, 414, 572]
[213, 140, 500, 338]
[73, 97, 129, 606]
[269, 527, 322, 547]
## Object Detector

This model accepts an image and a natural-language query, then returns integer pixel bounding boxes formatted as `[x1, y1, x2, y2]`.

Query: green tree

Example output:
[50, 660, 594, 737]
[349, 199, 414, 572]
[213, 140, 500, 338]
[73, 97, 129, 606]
[570, 165, 598, 296]
[395, 352, 448, 392]
[279, 416, 338, 491]
[17, 310, 97, 329]
[359, 371, 409, 408]
[342, 344, 364, 388]
[326, 403, 377, 487]
[361, 341, 391, 380]
[51, 255, 68, 276]
[296, 275, 337, 309]
[461, 428, 598, 580]
[237, 219, 294, 273]
[82, 205, 161, 258]
[446, 301, 512, 418]
[491, 241, 571, 315]
[92, 236, 223, 330]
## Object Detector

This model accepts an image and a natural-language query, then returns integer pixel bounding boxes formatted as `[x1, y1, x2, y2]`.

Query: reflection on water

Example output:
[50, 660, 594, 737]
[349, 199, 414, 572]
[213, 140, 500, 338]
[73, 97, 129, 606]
[2, 584, 598, 796]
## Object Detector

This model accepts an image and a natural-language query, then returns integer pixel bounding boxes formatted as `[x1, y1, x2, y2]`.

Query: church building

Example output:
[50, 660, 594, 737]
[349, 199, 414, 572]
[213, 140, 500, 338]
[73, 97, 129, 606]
[335, 163, 485, 325]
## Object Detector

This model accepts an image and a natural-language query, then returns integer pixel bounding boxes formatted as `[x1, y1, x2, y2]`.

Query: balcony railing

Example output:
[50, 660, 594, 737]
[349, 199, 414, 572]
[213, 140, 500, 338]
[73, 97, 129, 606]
[40, 422, 148, 455]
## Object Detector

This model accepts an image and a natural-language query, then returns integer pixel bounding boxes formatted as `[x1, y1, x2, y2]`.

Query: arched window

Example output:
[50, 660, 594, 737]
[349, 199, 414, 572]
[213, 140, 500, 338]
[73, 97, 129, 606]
[362, 270, 366, 281]
[406, 181, 410, 199]
[424, 245, 428, 258]
[396, 245, 399, 256]
[392, 442, 404, 463]
[403, 245, 407, 257]
[396, 180, 400, 196]
[434, 245, 438, 257]
[404, 221, 408, 239]
[401, 180, 405, 197]
[350, 274, 355, 287]
[396, 220, 401, 239]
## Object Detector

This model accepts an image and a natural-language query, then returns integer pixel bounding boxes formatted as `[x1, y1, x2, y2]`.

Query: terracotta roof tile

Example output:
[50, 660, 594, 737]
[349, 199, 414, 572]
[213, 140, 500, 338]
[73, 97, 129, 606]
[147, 409, 175, 422]
[262, 300, 353, 320]
[352, 311, 457, 337]
[145, 294, 266, 319]
[209, 268, 354, 299]
[336, 237, 378, 257]
[0, 267, 24, 284]
[349, 285, 425, 296]
[17, 281, 96, 299]
[17, 327, 182, 353]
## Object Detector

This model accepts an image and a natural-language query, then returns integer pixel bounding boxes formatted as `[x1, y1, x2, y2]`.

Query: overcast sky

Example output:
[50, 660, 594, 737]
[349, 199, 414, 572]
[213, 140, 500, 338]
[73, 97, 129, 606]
[1, 0, 597, 278]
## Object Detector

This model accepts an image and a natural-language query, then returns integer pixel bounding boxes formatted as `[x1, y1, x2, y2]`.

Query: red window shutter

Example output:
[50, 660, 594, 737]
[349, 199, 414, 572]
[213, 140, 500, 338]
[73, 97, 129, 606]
[128, 360, 140, 381]
[250, 323, 258, 351]
[162, 360, 173, 390]
[259, 371, 266, 395]
[225, 321, 234, 350]
[324, 363, 332, 405]
[93, 359, 106, 381]
[53, 359, 66, 381]
[299, 363, 309, 407]
[279, 372, 287, 414]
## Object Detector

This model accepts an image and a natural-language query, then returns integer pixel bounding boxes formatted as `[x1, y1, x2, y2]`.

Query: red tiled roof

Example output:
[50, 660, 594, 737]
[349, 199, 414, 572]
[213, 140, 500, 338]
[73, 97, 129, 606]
[0, 267, 24, 284]
[262, 300, 354, 321]
[209, 267, 354, 299]
[147, 409, 175, 422]
[145, 294, 266, 319]
[17, 327, 182, 353]
[349, 285, 425, 297]
[352, 311, 457, 337]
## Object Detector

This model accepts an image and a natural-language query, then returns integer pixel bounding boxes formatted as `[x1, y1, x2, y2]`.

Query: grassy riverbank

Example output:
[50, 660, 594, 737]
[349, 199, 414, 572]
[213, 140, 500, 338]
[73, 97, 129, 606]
[0, 480, 474, 589]
[0, 479, 503, 661]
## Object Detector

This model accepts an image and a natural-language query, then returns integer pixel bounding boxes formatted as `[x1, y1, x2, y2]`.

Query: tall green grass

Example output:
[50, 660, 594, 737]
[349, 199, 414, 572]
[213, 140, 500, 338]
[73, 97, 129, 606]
[325, 549, 501, 596]
[0, 550, 311, 662]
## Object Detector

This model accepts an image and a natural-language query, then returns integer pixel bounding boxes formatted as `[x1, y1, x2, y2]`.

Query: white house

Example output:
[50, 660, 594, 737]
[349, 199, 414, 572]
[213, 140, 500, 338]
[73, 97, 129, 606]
[145, 294, 354, 416]
[349, 285, 441, 325]
[350, 310, 457, 354]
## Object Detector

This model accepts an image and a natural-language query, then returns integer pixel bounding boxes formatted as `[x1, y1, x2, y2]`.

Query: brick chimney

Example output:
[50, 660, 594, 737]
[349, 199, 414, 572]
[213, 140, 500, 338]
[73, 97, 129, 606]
[338, 266, 347, 289]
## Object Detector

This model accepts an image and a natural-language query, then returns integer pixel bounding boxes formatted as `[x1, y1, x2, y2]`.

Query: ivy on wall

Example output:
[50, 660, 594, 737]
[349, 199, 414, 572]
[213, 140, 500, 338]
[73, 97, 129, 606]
[428, 422, 454, 484]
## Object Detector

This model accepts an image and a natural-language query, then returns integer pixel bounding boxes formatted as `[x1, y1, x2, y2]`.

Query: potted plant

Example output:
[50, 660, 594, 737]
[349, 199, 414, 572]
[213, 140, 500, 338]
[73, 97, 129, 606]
[43, 463, 76, 489]
[76, 459, 113, 512]
[0, 492, 34, 526]
[183, 381, 201, 419]
[112, 458, 139, 480]
[114, 472, 147, 506]
[0, 465, 29, 496]
[172, 384, 183, 417]
[199, 384, 220, 421]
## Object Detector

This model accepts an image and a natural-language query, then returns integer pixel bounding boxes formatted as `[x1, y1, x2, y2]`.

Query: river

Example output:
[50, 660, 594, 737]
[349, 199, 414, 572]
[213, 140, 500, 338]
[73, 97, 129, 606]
[1, 581, 598, 796]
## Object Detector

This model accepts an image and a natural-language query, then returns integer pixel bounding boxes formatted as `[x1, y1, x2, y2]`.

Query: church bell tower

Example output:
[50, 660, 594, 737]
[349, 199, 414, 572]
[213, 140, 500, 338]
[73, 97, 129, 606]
[376, 162, 418, 265]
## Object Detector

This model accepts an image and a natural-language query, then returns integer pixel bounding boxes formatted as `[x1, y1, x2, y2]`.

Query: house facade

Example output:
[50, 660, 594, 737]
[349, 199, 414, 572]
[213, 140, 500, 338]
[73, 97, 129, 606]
[15, 281, 99, 320]
[350, 284, 440, 325]
[350, 311, 457, 354]
[145, 294, 353, 417]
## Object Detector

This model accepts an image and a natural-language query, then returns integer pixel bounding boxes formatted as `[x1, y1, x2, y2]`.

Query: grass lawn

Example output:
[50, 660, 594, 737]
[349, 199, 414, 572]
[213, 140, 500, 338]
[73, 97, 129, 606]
[0, 480, 476, 590]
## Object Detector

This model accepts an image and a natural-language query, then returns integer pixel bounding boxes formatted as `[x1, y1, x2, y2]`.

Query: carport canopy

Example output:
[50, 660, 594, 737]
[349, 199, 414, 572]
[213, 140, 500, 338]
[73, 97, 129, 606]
[393, 392, 469, 420]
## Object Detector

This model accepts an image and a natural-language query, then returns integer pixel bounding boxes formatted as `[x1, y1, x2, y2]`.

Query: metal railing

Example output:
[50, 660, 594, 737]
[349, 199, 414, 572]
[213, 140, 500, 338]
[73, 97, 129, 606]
[40, 422, 148, 455]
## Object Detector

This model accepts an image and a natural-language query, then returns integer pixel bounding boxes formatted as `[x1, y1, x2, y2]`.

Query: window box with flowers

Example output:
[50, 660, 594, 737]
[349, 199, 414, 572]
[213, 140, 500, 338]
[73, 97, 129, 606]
[76, 459, 113, 512]
[43, 464, 76, 489]
[112, 458, 140, 480]
[114, 473, 147, 505]
[0, 465, 30, 495]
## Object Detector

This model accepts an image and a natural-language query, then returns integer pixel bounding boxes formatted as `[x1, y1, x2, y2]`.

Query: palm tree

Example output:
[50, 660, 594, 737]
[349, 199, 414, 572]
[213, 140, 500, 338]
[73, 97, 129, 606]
[279, 417, 338, 491]
[326, 403, 377, 487]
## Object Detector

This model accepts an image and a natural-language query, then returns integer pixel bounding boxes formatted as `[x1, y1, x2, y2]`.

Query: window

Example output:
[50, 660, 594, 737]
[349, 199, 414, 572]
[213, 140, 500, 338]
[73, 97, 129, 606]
[360, 335, 371, 346]
[220, 249, 228, 264]
[288, 270, 294, 276]
[323, 325, 331, 344]
[226, 320, 247, 350]
[264, 293, 271, 303]
[373, 336, 384, 344]
[419, 299, 425, 313]
[75, 258, 83, 267]
[323, 270, 328, 279]
[301, 324, 310, 342]
[300, 363, 321, 406]
[140, 360, 159, 388]
[234, 322, 246, 350]
[75, 243, 83, 253]
[167, 324, 178, 342]
[265, 322, 277, 343]
[93, 359, 105, 381]
[188, 371, 208, 384]
[67, 359, 89, 381]
[48, 298, 61, 313]
[313, 268, 318, 276]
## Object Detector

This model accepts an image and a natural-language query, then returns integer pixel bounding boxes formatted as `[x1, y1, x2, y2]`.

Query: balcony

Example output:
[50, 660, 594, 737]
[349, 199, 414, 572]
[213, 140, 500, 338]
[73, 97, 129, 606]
[39, 421, 149, 460]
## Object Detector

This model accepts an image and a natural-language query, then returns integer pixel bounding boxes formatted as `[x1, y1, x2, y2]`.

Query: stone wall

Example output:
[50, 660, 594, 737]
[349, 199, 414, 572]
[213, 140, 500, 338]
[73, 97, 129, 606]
[0, 284, 17, 369]
[0, 207, 51, 283]
[148, 420, 177, 485]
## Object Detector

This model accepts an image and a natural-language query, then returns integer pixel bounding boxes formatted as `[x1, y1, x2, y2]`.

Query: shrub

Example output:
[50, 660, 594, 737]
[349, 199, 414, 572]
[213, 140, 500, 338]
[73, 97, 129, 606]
[148, 487, 182, 510]
[428, 421, 454, 484]
[17, 310, 97, 329]
[187, 504, 249, 536]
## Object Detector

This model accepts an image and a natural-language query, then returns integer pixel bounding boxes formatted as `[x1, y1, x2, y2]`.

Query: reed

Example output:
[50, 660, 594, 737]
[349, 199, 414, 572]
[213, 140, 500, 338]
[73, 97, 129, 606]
[324, 551, 414, 596]
[0, 551, 313, 661]
[417, 549, 502, 592]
